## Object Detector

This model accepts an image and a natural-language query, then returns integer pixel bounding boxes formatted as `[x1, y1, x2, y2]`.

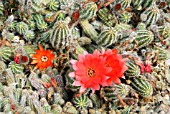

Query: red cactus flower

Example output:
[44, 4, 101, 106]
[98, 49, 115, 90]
[14, 56, 20, 64]
[139, 63, 145, 74]
[31, 44, 54, 71]
[102, 49, 128, 85]
[69, 50, 112, 93]
[21, 55, 29, 64]
[145, 61, 152, 73]
[72, 11, 80, 21]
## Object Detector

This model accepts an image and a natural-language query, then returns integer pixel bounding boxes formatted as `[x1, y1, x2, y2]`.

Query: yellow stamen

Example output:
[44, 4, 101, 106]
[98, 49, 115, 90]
[87, 68, 96, 77]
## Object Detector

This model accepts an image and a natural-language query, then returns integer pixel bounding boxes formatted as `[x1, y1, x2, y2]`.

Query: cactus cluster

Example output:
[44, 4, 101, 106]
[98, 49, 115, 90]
[0, 0, 169, 113]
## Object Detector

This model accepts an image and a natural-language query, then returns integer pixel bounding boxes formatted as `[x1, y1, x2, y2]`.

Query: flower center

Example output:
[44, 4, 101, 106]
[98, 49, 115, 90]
[105, 63, 110, 67]
[41, 56, 48, 62]
[87, 68, 95, 77]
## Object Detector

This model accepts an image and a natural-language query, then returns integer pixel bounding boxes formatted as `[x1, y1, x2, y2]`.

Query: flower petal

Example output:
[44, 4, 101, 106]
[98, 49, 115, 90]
[31, 60, 38, 64]
[79, 85, 86, 93]
[68, 72, 75, 78]
[38, 44, 44, 51]
[73, 81, 82, 86]
[113, 78, 121, 84]
[70, 59, 77, 65]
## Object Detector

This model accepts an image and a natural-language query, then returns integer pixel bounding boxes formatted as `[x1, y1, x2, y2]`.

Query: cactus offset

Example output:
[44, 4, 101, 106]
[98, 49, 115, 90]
[24, 30, 35, 41]
[79, 19, 98, 42]
[131, 77, 153, 97]
[8, 61, 24, 74]
[96, 27, 117, 47]
[98, 8, 117, 27]
[135, 30, 154, 49]
[125, 60, 141, 77]
[33, 14, 48, 32]
[16, 22, 29, 35]
[0, 46, 14, 62]
[47, 0, 59, 11]
[80, 2, 97, 20]
[50, 21, 71, 50]
[141, 5, 160, 26]
[73, 94, 92, 109]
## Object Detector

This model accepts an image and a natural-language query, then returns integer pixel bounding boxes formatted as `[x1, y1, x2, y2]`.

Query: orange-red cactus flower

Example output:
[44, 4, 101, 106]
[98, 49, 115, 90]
[69, 50, 112, 93]
[31, 44, 54, 71]
[101, 48, 128, 85]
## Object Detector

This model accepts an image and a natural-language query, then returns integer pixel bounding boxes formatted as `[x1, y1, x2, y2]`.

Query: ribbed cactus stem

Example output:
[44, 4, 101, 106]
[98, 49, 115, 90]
[97, 27, 117, 47]
[50, 21, 71, 50]
[135, 30, 154, 49]
[79, 19, 98, 42]
[131, 77, 153, 97]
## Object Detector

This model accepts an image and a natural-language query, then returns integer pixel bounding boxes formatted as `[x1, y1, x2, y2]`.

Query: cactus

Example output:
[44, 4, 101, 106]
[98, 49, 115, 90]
[117, 0, 132, 9]
[136, 22, 146, 30]
[84, 44, 99, 53]
[101, 86, 118, 101]
[132, 0, 143, 9]
[63, 102, 78, 114]
[119, 12, 132, 23]
[33, 14, 48, 32]
[54, 93, 65, 106]
[73, 94, 92, 109]
[141, 5, 160, 26]
[0, 61, 6, 71]
[30, 0, 47, 14]
[116, 84, 129, 98]
[98, 8, 118, 27]
[96, 27, 117, 47]
[78, 37, 91, 46]
[154, 46, 168, 61]
[79, 19, 98, 41]
[114, 23, 132, 31]
[80, 2, 97, 20]
[15, 88, 22, 103]
[124, 60, 141, 77]
[24, 30, 35, 41]
[135, 30, 154, 49]
[38, 30, 51, 43]
[65, 76, 80, 93]
[47, 0, 59, 11]
[22, 106, 32, 114]
[16, 22, 29, 35]
[142, 0, 155, 8]
[40, 98, 51, 113]
[157, 25, 170, 40]
[50, 21, 70, 50]
[4, 68, 15, 85]
[59, 0, 69, 5]
[51, 104, 63, 114]
[0, 46, 14, 61]
[28, 21, 36, 30]
[130, 77, 153, 97]
[6, 32, 14, 41]
[0, 1, 4, 15]
[8, 21, 17, 31]
[8, 61, 24, 74]
[89, 93, 101, 109]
